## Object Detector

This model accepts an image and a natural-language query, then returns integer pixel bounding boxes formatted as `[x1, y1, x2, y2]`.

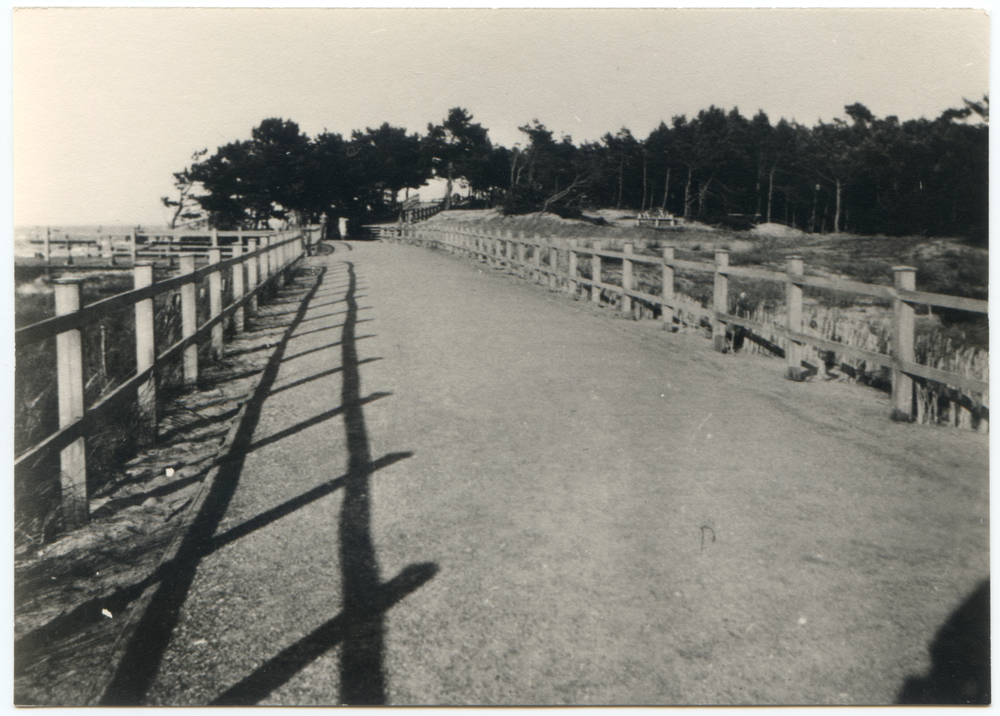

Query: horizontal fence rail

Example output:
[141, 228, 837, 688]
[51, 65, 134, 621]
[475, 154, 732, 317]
[23, 225, 324, 266]
[15, 226, 321, 529]
[388, 223, 988, 427]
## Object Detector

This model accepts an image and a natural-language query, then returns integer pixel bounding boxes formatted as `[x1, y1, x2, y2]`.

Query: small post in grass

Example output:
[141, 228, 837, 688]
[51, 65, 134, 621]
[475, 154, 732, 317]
[662, 247, 676, 332]
[567, 239, 578, 296]
[180, 255, 198, 385]
[891, 266, 917, 422]
[785, 256, 806, 380]
[54, 278, 88, 528]
[549, 242, 559, 290]
[622, 244, 634, 317]
[530, 234, 541, 283]
[712, 250, 730, 352]
[134, 262, 157, 442]
[591, 241, 602, 304]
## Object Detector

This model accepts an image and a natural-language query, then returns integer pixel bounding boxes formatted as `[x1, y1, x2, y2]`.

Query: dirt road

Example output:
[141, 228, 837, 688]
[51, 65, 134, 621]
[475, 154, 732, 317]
[115, 241, 987, 705]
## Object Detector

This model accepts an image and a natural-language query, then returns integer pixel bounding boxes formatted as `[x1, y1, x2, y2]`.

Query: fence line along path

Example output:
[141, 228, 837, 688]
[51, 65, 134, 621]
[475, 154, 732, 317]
[15, 226, 321, 529]
[382, 222, 988, 428]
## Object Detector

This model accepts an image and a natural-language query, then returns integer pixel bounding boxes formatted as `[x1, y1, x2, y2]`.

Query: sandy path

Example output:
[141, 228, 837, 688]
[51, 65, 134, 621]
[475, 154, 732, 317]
[131, 241, 986, 706]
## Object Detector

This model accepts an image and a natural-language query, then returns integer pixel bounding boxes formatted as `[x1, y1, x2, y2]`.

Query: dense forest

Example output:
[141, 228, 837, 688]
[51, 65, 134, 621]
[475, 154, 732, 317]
[165, 99, 988, 243]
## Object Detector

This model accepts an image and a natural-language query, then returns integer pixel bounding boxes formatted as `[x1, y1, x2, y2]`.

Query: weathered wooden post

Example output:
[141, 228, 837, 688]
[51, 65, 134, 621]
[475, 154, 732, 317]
[591, 242, 602, 304]
[662, 247, 676, 331]
[231, 243, 245, 333]
[247, 238, 259, 316]
[567, 239, 578, 296]
[533, 233, 543, 283]
[53, 278, 88, 528]
[891, 266, 917, 422]
[101, 236, 113, 265]
[549, 242, 559, 290]
[262, 235, 273, 285]
[133, 263, 157, 441]
[517, 232, 527, 277]
[622, 243, 634, 316]
[180, 255, 198, 385]
[785, 256, 806, 380]
[208, 248, 223, 356]
[211, 228, 219, 249]
[275, 233, 286, 289]
[712, 250, 730, 352]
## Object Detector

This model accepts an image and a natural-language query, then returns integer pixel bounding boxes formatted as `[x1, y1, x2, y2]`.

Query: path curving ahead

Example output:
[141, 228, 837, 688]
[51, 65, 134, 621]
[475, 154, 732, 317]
[122, 240, 986, 706]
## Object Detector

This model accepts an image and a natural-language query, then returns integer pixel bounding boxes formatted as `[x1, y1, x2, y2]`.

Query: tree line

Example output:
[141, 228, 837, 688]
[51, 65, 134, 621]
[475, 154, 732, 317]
[165, 99, 988, 242]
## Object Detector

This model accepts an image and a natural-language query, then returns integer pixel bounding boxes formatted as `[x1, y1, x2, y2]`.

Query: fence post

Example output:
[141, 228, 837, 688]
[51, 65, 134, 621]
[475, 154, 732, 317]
[208, 248, 223, 356]
[662, 247, 676, 332]
[568, 239, 578, 296]
[891, 266, 917, 422]
[53, 279, 88, 528]
[712, 250, 730, 352]
[533, 234, 542, 283]
[232, 242, 245, 333]
[263, 235, 273, 284]
[622, 243, 634, 316]
[517, 232, 527, 277]
[180, 255, 198, 386]
[549, 242, 559, 290]
[247, 238, 259, 316]
[275, 234, 286, 288]
[211, 228, 219, 249]
[133, 262, 157, 442]
[591, 242, 602, 304]
[785, 256, 806, 380]
[101, 236, 113, 265]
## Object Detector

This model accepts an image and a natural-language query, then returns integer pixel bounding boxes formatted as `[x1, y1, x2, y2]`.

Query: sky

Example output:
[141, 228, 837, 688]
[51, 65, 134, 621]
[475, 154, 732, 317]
[10, 6, 991, 227]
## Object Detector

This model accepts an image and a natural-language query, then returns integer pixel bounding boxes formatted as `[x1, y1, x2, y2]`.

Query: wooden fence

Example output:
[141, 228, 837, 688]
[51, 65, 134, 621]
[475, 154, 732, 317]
[27, 226, 323, 266]
[14, 226, 320, 529]
[389, 223, 989, 426]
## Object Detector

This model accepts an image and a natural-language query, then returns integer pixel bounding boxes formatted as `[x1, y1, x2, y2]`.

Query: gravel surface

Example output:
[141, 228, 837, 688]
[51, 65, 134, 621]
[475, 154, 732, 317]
[107, 240, 986, 705]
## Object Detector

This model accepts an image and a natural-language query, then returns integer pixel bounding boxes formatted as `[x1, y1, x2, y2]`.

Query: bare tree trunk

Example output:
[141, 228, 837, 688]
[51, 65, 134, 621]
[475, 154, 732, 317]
[809, 185, 818, 233]
[766, 164, 776, 223]
[697, 175, 712, 217]
[641, 153, 648, 212]
[616, 153, 625, 210]
[755, 151, 765, 218]
[834, 178, 842, 233]
[444, 161, 454, 210]
[683, 167, 693, 219]
[661, 167, 670, 212]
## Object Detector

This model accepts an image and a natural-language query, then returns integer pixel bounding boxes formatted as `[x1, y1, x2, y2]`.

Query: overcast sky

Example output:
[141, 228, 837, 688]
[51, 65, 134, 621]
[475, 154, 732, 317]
[11, 7, 991, 227]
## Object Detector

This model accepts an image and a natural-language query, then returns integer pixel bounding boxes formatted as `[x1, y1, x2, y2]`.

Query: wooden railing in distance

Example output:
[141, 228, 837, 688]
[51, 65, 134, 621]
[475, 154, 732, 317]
[391, 224, 988, 426]
[27, 226, 324, 266]
[15, 226, 320, 529]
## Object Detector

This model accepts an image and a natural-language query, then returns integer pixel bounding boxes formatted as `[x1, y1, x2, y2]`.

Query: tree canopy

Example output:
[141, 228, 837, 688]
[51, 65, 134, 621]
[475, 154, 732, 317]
[173, 97, 988, 241]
